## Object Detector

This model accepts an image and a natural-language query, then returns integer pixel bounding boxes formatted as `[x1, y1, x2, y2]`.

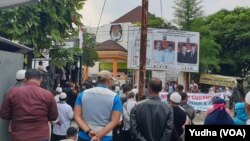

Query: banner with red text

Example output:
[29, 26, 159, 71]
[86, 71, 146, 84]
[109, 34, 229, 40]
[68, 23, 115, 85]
[159, 92, 224, 111]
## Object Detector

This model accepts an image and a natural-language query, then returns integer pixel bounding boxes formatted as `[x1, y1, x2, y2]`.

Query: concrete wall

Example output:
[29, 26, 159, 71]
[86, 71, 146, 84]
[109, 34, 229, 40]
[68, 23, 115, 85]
[0, 50, 24, 141]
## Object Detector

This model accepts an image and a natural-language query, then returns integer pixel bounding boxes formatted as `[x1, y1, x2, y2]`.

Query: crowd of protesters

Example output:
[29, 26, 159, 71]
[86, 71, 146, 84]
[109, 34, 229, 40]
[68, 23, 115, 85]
[2, 68, 250, 141]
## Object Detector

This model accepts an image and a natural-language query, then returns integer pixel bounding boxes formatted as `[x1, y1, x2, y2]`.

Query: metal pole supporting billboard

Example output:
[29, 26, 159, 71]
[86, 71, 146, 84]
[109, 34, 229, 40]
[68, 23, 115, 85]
[138, 0, 148, 100]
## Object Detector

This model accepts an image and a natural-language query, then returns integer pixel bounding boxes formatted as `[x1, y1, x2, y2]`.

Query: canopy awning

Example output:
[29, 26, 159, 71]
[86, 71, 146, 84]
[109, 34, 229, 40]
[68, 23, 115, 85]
[199, 74, 238, 88]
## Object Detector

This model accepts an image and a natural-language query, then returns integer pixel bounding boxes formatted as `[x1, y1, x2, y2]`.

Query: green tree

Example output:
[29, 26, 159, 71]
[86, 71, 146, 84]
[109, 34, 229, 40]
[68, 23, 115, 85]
[0, 0, 85, 68]
[190, 18, 221, 73]
[135, 14, 176, 29]
[206, 7, 250, 77]
[173, 0, 204, 30]
[82, 32, 99, 67]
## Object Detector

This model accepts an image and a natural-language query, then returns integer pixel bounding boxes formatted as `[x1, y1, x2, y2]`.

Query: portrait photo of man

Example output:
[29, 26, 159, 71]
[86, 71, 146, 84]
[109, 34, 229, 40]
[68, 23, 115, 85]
[177, 43, 190, 63]
[189, 44, 198, 64]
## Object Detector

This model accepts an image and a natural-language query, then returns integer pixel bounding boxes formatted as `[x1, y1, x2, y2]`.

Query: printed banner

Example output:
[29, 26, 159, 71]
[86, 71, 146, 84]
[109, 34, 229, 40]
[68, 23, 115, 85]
[199, 74, 237, 88]
[187, 93, 223, 111]
[159, 92, 223, 111]
[127, 27, 200, 72]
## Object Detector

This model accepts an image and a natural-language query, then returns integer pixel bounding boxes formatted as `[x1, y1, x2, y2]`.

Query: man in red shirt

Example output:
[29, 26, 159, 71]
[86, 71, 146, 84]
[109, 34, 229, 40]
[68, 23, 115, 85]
[0, 69, 58, 141]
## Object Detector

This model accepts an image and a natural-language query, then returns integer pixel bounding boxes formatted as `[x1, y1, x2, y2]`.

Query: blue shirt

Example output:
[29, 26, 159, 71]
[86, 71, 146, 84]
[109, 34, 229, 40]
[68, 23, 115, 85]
[75, 85, 122, 141]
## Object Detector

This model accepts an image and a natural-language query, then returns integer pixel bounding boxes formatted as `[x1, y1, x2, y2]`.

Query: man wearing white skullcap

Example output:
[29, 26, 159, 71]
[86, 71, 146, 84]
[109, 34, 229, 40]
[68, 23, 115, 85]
[52, 92, 74, 140]
[15, 69, 26, 87]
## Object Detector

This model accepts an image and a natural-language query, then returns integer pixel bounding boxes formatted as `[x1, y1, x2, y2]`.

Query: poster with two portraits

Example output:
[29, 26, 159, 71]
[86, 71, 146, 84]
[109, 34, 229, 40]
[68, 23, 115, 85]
[127, 26, 200, 72]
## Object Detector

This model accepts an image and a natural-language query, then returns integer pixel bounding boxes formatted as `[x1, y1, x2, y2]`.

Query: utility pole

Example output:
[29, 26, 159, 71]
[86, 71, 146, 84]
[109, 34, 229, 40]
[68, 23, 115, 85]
[138, 0, 148, 101]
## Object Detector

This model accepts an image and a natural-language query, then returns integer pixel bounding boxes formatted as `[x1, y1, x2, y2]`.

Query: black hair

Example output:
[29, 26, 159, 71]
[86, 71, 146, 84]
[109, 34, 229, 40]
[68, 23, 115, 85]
[176, 84, 184, 92]
[25, 69, 42, 80]
[39, 61, 43, 65]
[123, 84, 132, 93]
[180, 92, 188, 101]
[149, 78, 162, 93]
[67, 127, 77, 137]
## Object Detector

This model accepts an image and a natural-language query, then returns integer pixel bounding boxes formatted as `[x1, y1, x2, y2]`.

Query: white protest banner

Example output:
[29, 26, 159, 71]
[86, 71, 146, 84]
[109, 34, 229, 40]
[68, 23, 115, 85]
[159, 92, 224, 111]
[187, 93, 223, 111]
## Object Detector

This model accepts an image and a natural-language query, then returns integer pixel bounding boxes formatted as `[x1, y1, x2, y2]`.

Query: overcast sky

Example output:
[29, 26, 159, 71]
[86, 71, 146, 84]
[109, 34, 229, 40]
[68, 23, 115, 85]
[80, 0, 250, 27]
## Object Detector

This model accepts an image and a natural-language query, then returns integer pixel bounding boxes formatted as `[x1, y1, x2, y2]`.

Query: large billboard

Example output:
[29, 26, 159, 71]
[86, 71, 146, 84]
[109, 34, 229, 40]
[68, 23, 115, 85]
[127, 26, 200, 72]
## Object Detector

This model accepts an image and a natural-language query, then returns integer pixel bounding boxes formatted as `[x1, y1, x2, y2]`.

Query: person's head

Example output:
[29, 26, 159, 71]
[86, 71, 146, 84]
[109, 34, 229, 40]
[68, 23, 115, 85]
[123, 84, 132, 94]
[234, 102, 248, 122]
[55, 87, 62, 95]
[186, 37, 190, 43]
[92, 80, 97, 86]
[176, 84, 184, 93]
[25, 69, 43, 84]
[169, 92, 182, 105]
[97, 70, 115, 87]
[127, 91, 135, 99]
[16, 69, 26, 82]
[38, 61, 43, 66]
[148, 78, 162, 95]
[59, 92, 67, 102]
[180, 92, 188, 103]
[181, 45, 187, 52]
[163, 36, 167, 40]
[66, 127, 78, 140]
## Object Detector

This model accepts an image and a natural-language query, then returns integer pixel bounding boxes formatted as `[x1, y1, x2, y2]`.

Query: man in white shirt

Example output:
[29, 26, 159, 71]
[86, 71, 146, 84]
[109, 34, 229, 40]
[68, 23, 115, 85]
[122, 91, 137, 141]
[54, 87, 63, 103]
[52, 92, 74, 141]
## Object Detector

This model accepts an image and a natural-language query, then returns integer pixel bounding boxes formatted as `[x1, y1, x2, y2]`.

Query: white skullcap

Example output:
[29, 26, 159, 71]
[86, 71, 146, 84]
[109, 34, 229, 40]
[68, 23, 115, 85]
[170, 92, 182, 104]
[55, 87, 62, 93]
[16, 70, 26, 80]
[59, 92, 67, 100]
[245, 91, 250, 105]
[92, 80, 96, 83]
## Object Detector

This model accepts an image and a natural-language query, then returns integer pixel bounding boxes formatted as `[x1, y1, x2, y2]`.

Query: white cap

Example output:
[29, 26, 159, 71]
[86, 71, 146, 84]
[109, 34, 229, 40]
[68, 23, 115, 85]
[59, 92, 67, 100]
[16, 70, 26, 80]
[245, 91, 250, 105]
[92, 80, 96, 83]
[170, 92, 182, 104]
[55, 87, 62, 93]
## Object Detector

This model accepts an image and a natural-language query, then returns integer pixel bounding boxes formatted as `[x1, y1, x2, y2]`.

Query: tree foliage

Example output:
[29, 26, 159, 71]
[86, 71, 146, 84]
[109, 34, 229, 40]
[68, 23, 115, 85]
[173, 0, 204, 30]
[0, 0, 85, 48]
[135, 14, 176, 29]
[206, 7, 250, 77]
[0, 0, 85, 67]
[82, 32, 99, 67]
[189, 18, 221, 73]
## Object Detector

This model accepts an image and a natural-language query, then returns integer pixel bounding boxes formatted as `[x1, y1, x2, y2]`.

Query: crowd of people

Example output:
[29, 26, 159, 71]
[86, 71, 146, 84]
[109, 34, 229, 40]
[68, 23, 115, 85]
[1, 68, 250, 141]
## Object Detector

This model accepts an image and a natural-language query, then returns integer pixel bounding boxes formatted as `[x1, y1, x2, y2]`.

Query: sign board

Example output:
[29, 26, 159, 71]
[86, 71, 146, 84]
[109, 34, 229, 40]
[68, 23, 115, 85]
[199, 74, 237, 88]
[110, 23, 123, 42]
[127, 27, 200, 72]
